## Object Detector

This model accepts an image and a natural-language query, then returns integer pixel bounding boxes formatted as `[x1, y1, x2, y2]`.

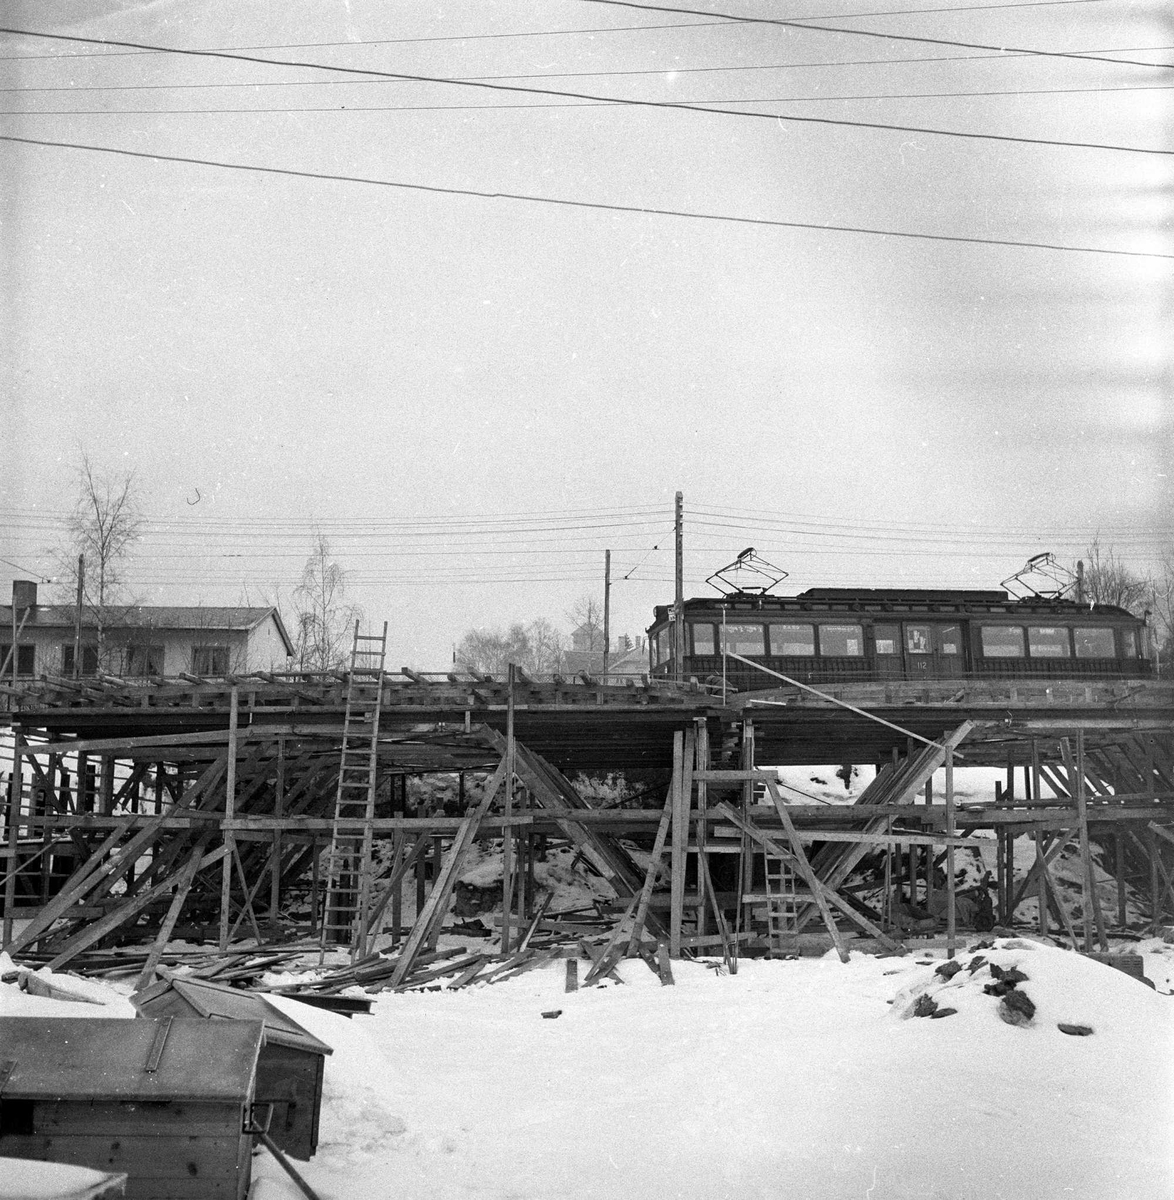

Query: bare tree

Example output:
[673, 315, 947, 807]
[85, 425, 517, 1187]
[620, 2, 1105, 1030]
[54, 453, 144, 670]
[566, 595, 604, 653]
[1151, 547, 1174, 670]
[293, 534, 362, 671]
[455, 618, 566, 677]
[1078, 539, 1152, 614]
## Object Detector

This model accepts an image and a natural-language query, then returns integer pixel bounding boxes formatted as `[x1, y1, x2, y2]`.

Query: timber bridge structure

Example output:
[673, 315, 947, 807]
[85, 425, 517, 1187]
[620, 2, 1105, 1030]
[2, 663, 1173, 981]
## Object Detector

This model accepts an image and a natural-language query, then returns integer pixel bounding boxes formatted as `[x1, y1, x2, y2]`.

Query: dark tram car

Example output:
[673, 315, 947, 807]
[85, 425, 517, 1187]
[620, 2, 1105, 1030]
[647, 588, 1150, 691]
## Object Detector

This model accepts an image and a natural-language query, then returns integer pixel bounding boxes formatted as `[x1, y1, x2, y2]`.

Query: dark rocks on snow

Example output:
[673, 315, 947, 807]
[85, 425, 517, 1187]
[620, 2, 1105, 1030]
[967, 955, 987, 974]
[912, 993, 939, 1018]
[998, 988, 1036, 1027]
[929, 1007, 958, 1019]
[934, 960, 963, 980]
[1057, 1023, 1094, 1036]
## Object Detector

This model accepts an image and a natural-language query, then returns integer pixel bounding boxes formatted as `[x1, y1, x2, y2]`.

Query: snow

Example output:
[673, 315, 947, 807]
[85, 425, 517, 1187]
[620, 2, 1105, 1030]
[4, 939, 1173, 1198]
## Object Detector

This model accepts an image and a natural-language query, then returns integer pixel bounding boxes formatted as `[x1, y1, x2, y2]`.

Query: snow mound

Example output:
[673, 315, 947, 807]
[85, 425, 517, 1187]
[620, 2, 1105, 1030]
[0, 953, 137, 1019]
[889, 937, 1168, 1035]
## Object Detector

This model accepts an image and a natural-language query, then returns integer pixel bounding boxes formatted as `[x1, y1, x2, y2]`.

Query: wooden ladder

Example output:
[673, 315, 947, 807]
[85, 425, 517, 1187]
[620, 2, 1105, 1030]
[319, 621, 388, 960]
[761, 853, 801, 956]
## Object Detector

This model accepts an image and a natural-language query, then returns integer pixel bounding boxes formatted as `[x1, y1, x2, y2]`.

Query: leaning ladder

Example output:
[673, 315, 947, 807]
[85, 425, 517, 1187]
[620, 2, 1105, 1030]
[761, 853, 801, 956]
[319, 621, 388, 960]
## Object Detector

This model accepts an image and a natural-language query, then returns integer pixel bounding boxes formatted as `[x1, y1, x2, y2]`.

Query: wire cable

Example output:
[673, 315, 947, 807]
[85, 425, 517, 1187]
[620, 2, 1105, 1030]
[4, 135, 1170, 260]
[0, 1, 1117, 62]
[0, 27, 1168, 156]
[581, 0, 1174, 70]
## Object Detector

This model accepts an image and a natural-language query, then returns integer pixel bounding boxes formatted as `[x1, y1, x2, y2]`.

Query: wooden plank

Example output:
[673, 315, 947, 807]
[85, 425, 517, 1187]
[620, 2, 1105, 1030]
[386, 757, 508, 988]
[763, 779, 849, 964]
[134, 832, 213, 990]
[43, 844, 229, 971]
[668, 731, 686, 958]
[625, 786, 674, 955]
[583, 894, 639, 986]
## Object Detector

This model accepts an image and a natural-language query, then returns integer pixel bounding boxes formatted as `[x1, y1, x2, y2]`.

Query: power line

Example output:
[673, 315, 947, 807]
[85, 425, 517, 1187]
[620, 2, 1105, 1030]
[4, 134, 1170, 260]
[13, 82, 1172, 117]
[0, 27, 1167, 156]
[10, 43, 1172, 93]
[0, 1, 1116, 62]
[580, 0, 1174, 70]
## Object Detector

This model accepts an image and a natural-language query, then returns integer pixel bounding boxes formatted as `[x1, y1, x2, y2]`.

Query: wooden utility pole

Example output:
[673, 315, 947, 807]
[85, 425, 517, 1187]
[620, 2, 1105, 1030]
[73, 555, 84, 679]
[674, 491, 684, 683]
[501, 664, 516, 954]
[219, 687, 239, 951]
[603, 549, 611, 683]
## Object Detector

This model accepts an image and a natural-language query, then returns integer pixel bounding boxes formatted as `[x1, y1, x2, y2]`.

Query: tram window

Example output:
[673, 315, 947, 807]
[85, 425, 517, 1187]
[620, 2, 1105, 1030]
[905, 625, 932, 655]
[771, 623, 815, 656]
[691, 623, 716, 655]
[874, 624, 900, 654]
[1073, 627, 1114, 658]
[656, 630, 674, 664]
[940, 625, 962, 655]
[1028, 626, 1071, 658]
[980, 626, 1025, 658]
[721, 624, 766, 656]
[819, 624, 864, 657]
[1121, 628, 1139, 658]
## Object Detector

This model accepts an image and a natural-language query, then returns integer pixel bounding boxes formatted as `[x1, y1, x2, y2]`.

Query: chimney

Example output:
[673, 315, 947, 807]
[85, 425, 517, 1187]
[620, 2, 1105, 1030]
[12, 580, 37, 609]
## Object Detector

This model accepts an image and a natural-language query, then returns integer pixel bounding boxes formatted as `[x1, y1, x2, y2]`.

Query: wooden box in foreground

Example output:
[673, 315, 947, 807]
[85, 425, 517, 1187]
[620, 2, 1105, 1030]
[0, 1016, 263, 1200]
[131, 977, 332, 1161]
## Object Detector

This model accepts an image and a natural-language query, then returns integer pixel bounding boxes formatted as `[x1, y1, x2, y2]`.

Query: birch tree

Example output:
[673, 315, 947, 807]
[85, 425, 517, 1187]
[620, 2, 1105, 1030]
[293, 534, 362, 670]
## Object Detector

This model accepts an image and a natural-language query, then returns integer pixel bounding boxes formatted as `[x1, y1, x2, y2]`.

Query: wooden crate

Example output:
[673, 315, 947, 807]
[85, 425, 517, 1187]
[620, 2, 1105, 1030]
[0, 1017, 263, 1200]
[132, 977, 332, 1161]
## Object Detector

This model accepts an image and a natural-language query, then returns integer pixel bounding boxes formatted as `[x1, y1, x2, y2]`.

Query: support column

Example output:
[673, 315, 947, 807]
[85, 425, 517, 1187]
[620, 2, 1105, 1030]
[946, 743, 956, 959]
[218, 687, 239, 951]
[501, 663, 516, 953]
[669, 731, 686, 957]
[3, 731, 25, 946]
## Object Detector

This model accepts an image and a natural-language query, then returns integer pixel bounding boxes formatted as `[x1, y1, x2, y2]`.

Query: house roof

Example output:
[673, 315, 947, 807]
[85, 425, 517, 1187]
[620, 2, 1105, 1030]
[1, 604, 295, 656]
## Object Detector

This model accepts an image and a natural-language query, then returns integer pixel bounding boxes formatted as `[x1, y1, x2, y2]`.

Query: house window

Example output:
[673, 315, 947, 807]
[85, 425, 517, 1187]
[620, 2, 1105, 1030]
[873, 624, 900, 654]
[0, 644, 36, 676]
[981, 626, 1025, 658]
[1121, 628, 1139, 658]
[1028, 626, 1070, 658]
[818, 624, 864, 657]
[770, 624, 815, 656]
[192, 645, 229, 676]
[125, 644, 165, 676]
[1073, 628, 1115, 658]
[905, 625, 932, 655]
[61, 644, 99, 677]
[721, 624, 766, 656]
[691, 624, 716, 656]
[655, 629, 674, 665]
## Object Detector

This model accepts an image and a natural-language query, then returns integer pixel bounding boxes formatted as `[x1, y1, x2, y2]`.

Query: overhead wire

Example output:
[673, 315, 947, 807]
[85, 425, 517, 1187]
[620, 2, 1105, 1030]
[13, 82, 1172, 118]
[0, 0, 1118, 62]
[10, 43, 1174, 93]
[0, 27, 1168, 156]
[580, 0, 1174, 70]
[4, 134, 1170, 260]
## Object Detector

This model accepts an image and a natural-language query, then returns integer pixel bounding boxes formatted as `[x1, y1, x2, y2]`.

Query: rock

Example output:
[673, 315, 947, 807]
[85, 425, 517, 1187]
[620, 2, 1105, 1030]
[967, 955, 987, 974]
[929, 1006, 958, 1019]
[935, 960, 963, 980]
[983, 981, 1013, 997]
[989, 962, 1006, 980]
[1057, 1023, 1093, 1036]
[912, 993, 939, 1018]
[998, 988, 1036, 1026]
[541, 1009, 563, 1019]
[1001, 967, 1029, 986]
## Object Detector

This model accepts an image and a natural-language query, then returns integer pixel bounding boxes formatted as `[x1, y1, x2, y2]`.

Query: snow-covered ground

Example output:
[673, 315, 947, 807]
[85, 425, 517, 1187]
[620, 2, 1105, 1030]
[5, 938, 1173, 1200]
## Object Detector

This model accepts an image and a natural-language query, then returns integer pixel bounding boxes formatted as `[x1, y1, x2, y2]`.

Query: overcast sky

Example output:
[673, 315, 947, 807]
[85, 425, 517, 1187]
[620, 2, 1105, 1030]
[2, 0, 1170, 667]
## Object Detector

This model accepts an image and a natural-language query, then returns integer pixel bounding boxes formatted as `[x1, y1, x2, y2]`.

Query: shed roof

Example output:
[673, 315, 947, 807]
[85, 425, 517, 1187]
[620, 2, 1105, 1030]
[0, 1016, 263, 1102]
[131, 978, 332, 1057]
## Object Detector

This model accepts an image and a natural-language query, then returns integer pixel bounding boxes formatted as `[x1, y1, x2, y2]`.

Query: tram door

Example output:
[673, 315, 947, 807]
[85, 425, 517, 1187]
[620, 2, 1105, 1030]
[903, 623, 965, 679]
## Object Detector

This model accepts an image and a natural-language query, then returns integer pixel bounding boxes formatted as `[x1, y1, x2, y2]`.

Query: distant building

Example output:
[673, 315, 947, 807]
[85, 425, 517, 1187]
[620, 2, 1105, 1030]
[563, 631, 648, 681]
[2, 581, 294, 679]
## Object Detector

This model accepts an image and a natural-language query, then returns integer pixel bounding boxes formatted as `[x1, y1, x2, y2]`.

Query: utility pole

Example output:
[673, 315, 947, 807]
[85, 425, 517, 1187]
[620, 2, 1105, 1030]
[603, 549, 611, 683]
[674, 491, 684, 683]
[73, 554, 85, 679]
[1076, 559, 1085, 604]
